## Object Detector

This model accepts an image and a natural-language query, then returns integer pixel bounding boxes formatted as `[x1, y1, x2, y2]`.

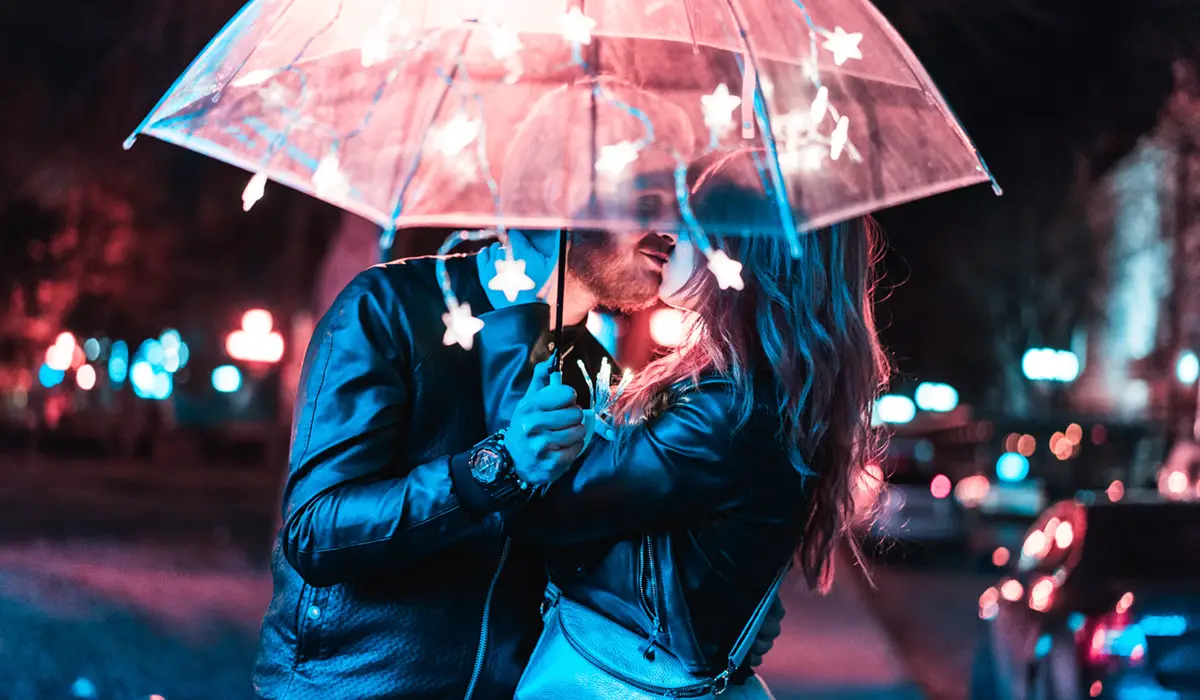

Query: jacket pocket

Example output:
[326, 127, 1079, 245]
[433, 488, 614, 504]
[294, 584, 329, 662]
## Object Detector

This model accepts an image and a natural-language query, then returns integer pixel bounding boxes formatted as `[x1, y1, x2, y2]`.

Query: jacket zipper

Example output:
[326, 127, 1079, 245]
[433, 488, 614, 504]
[638, 535, 655, 620]
[463, 537, 511, 700]
[641, 534, 665, 658]
[553, 599, 714, 698]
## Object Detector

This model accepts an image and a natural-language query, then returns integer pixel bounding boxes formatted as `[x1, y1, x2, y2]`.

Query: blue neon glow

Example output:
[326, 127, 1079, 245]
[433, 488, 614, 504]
[997, 452, 1030, 483]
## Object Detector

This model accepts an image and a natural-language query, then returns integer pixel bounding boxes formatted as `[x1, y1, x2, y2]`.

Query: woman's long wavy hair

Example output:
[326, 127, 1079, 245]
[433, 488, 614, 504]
[613, 151, 890, 592]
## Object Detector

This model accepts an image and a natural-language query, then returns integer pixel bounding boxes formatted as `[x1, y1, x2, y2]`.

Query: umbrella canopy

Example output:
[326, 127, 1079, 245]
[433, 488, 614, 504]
[128, 0, 997, 248]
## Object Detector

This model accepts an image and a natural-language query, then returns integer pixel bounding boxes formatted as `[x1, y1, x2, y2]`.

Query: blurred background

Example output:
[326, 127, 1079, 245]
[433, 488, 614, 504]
[1, 1, 1199, 699]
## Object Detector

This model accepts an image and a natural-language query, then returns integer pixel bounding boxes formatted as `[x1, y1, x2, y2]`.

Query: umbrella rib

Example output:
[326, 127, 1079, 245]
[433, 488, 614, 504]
[721, 0, 803, 256]
[386, 26, 476, 228]
[681, 0, 700, 53]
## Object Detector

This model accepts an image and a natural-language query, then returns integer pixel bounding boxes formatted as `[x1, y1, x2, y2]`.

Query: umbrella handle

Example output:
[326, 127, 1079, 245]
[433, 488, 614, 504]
[550, 228, 570, 373]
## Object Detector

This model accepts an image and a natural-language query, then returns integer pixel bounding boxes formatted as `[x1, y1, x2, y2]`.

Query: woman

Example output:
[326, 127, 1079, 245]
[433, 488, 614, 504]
[507, 150, 890, 697]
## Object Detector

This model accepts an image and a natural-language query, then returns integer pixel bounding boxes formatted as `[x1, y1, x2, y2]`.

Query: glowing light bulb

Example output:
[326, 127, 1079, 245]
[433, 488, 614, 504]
[312, 154, 350, 199]
[442, 300, 485, 350]
[488, 256, 536, 302]
[489, 25, 523, 60]
[707, 250, 745, 291]
[559, 8, 597, 45]
[595, 141, 641, 175]
[430, 113, 481, 156]
[809, 85, 829, 124]
[830, 116, 850, 160]
[232, 69, 277, 88]
[242, 172, 267, 211]
[701, 83, 743, 134]
[258, 82, 292, 109]
[820, 26, 863, 66]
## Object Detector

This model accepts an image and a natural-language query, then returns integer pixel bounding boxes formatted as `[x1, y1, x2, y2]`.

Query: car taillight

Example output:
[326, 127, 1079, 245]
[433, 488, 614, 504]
[1077, 613, 1147, 667]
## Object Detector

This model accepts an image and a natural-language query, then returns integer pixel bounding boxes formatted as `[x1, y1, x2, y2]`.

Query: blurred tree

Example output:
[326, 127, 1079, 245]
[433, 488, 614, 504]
[0, 0, 336, 383]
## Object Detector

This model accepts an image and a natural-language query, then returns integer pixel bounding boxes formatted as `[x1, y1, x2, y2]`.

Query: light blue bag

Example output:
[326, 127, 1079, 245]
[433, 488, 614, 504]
[514, 565, 787, 699]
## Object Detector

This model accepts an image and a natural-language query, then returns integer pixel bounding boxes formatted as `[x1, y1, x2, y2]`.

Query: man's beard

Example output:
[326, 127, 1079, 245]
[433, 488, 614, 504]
[567, 230, 664, 314]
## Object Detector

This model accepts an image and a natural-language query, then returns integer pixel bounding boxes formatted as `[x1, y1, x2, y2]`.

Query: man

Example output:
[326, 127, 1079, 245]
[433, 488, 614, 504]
[253, 225, 687, 700]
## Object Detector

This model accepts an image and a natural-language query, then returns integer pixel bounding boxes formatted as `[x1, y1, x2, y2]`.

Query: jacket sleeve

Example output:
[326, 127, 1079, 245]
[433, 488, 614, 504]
[507, 382, 747, 546]
[280, 268, 499, 587]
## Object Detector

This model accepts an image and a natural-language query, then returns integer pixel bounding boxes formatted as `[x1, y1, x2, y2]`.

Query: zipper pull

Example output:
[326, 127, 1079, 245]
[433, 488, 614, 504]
[640, 630, 662, 660]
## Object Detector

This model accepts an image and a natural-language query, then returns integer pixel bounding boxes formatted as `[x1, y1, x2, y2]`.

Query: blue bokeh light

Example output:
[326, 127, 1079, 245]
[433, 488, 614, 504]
[996, 452, 1030, 483]
[212, 365, 243, 393]
[109, 340, 130, 384]
[38, 364, 65, 388]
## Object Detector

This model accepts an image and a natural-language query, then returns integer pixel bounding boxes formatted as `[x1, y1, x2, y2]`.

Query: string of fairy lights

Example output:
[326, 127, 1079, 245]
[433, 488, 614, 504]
[222, 1, 873, 350]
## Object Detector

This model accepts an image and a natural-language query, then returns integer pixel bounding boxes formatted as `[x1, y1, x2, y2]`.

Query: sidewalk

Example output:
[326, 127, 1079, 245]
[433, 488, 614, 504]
[758, 553, 925, 700]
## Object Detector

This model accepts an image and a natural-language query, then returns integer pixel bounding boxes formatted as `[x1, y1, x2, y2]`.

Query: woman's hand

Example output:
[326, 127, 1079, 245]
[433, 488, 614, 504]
[504, 358, 587, 486]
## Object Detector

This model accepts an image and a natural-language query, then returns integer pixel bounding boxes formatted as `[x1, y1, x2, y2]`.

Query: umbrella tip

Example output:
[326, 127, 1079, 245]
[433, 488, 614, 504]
[122, 135, 137, 151]
[990, 181, 1003, 196]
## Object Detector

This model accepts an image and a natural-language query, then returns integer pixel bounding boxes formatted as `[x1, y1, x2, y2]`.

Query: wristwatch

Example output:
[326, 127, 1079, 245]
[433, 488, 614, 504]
[468, 430, 529, 503]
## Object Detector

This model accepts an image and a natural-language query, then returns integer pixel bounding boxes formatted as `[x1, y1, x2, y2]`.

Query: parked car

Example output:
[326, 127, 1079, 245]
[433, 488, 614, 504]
[1158, 440, 1200, 502]
[972, 494, 1200, 700]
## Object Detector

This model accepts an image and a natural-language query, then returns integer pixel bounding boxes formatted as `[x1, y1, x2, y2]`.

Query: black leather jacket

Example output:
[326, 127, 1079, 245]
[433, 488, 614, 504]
[253, 256, 611, 700]
[506, 348, 810, 678]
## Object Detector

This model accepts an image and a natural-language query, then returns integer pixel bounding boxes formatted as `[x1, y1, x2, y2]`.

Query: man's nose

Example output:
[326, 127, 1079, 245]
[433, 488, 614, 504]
[655, 230, 679, 246]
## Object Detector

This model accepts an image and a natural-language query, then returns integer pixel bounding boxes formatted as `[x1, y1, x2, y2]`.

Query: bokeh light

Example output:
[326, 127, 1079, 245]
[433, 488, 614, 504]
[876, 395, 916, 424]
[914, 382, 958, 412]
[242, 309, 274, 335]
[212, 365, 243, 393]
[996, 452, 1030, 483]
[75, 365, 97, 391]
[1178, 351, 1199, 384]
[109, 340, 130, 384]
[930, 474, 951, 499]
[649, 308, 689, 347]
[38, 364, 65, 388]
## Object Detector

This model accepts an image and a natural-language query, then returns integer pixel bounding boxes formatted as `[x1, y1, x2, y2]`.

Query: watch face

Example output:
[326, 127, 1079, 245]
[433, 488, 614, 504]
[471, 448, 502, 484]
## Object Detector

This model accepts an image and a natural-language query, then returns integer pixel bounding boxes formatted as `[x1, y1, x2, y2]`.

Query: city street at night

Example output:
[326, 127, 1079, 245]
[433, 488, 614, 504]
[4, 0, 1200, 698]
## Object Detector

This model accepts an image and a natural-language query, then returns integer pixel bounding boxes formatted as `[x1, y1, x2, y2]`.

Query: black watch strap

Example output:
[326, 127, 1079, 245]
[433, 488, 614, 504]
[467, 431, 530, 506]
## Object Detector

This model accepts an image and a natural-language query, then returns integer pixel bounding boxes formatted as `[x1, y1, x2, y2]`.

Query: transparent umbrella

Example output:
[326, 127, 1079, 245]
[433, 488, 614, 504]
[128, 0, 998, 350]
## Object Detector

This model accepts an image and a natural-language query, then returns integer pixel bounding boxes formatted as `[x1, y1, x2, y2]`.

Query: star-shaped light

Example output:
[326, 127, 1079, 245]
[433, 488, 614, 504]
[707, 250, 745, 291]
[361, 34, 391, 68]
[830, 115, 850, 160]
[820, 26, 863, 66]
[701, 83, 743, 134]
[778, 144, 825, 175]
[242, 172, 268, 211]
[361, 5, 406, 67]
[502, 57, 525, 85]
[809, 85, 830, 124]
[773, 109, 813, 147]
[442, 299, 485, 350]
[430, 113, 481, 156]
[595, 141, 641, 176]
[232, 69, 277, 88]
[489, 257, 536, 302]
[312, 154, 350, 199]
[559, 8, 597, 45]
[489, 26, 523, 60]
